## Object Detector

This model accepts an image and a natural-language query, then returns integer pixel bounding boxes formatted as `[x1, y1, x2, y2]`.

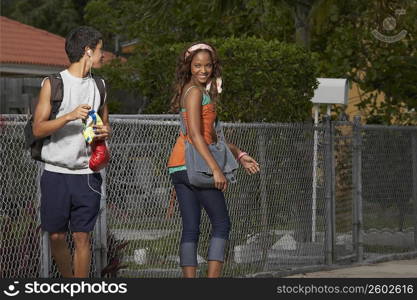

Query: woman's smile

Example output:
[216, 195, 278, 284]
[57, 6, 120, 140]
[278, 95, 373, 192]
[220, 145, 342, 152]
[198, 74, 208, 81]
[191, 51, 213, 85]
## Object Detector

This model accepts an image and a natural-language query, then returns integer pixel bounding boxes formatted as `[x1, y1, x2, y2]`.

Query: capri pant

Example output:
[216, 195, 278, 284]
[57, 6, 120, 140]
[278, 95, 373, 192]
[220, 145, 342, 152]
[170, 170, 231, 267]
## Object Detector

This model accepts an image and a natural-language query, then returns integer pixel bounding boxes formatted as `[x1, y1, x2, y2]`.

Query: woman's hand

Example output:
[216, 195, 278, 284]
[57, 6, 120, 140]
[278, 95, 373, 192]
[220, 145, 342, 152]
[213, 169, 228, 192]
[239, 155, 260, 175]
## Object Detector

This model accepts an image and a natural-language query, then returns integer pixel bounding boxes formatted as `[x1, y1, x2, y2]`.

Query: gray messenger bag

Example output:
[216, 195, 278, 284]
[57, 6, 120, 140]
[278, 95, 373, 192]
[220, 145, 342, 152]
[179, 113, 239, 188]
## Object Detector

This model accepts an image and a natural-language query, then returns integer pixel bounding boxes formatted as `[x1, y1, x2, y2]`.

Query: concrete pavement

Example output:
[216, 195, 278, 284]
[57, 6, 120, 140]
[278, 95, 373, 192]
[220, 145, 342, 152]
[285, 259, 417, 278]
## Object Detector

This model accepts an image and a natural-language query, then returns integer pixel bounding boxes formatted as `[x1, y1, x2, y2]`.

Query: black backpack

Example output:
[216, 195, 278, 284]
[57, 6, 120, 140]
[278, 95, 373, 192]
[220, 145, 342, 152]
[24, 73, 106, 162]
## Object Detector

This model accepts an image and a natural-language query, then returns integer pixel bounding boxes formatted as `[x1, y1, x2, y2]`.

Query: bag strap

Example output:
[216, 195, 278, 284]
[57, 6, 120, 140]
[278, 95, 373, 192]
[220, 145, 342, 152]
[29, 73, 106, 145]
[92, 74, 106, 110]
[183, 85, 198, 100]
[179, 111, 224, 142]
[178, 85, 225, 141]
[214, 117, 226, 142]
[48, 73, 64, 120]
[179, 85, 206, 112]
[179, 85, 198, 136]
[44, 73, 106, 120]
[28, 73, 64, 145]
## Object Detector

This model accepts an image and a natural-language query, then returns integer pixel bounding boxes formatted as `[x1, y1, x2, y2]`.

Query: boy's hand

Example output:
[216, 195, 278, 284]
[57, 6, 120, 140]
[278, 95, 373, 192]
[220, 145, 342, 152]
[93, 124, 111, 140]
[67, 104, 91, 121]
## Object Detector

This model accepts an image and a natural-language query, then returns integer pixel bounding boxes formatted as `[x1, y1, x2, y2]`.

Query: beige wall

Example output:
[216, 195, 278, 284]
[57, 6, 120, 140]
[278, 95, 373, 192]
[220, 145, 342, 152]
[344, 81, 385, 122]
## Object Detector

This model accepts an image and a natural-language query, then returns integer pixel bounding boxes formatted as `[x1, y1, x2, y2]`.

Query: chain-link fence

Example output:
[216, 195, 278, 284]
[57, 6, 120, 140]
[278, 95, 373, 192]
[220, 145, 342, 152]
[0, 114, 101, 278]
[333, 120, 355, 263]
[106, 115, 328, 277]
[0, 114, 416, 278]
[361, 125, 417, 259]
[0, 114, 40, 278]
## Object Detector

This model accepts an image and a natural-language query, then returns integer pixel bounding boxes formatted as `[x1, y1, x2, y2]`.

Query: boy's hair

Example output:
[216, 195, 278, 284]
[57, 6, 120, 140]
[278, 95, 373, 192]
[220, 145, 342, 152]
[65, 26, 103, 63]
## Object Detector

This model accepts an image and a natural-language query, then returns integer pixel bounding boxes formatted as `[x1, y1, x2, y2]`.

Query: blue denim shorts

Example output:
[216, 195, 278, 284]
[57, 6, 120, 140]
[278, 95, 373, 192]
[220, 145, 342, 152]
[40, 170, 102, 232]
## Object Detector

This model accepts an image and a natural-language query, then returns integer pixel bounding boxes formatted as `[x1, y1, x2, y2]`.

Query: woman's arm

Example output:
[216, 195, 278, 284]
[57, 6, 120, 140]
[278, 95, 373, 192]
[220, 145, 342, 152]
[227, 142, 241, 159]
[186, 87, 228, 191]
[227, 142, 260, 175]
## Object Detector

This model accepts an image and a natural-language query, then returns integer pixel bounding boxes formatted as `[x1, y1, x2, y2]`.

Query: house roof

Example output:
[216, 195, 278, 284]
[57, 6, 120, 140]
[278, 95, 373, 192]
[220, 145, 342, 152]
[0, 16, 116, 68]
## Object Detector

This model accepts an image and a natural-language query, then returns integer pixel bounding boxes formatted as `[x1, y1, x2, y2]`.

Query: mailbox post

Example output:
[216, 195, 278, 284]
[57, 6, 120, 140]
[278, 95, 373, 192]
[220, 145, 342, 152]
[310, 78, 348, 243]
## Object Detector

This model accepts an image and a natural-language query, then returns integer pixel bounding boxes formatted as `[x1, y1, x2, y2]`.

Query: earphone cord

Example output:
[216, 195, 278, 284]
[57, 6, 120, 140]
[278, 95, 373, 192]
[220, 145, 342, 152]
[84, 145, 103, 197]
[88, 56, 92, 78]
[84, 54, 102, 197]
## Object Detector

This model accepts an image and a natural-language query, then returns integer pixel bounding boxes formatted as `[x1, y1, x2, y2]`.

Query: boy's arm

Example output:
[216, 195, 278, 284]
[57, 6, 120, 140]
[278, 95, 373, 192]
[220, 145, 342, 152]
[94, 103, 111, 140]
[99, 103, 109, 125]
[32, 79, 90, 139]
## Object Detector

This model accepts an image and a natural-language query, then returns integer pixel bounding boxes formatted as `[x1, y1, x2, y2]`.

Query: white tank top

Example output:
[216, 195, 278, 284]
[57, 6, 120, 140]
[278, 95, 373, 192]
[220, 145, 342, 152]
[41, 69, 105, 174]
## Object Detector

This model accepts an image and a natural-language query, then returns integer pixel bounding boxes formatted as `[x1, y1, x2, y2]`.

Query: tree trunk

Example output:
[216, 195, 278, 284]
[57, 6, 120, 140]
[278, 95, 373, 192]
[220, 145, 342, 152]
[294, 1, 312, 48]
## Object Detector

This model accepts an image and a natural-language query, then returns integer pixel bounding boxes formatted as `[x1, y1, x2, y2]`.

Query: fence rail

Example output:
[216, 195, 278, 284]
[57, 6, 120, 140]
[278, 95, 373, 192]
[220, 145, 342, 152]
[0, 114, 416, 278]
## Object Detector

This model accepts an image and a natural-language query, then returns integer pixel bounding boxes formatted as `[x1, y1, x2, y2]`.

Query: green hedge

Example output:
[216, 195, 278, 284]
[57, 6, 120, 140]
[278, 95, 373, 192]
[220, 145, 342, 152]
[100, 37, 318, 122]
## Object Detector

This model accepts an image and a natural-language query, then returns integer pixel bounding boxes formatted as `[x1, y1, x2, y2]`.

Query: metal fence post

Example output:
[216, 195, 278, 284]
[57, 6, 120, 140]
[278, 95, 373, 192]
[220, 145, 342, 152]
[258, 131, 269, 271]
[352, 116, 363, 262]
[324, 116, 334, 264]
[94, 169, 108, 277]
[40, 232, 50, 278]
[100, 169, 108, 274]
[411, 131, 417, 250]
[93, 215, 102, 277]
[37, 164, 50, 278]
[331, 122, 336, 260]
[311, 105, 319, 242]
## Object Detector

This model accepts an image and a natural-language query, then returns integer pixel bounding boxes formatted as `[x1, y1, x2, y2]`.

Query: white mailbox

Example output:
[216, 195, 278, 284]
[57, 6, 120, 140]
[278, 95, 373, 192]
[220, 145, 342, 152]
[310, 77, 349, 243]
[311, 78, 349, 105]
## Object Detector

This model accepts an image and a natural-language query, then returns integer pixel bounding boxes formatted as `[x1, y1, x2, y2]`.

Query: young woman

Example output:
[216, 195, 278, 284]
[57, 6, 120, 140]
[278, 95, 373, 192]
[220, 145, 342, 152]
[167, 42, 260, 278]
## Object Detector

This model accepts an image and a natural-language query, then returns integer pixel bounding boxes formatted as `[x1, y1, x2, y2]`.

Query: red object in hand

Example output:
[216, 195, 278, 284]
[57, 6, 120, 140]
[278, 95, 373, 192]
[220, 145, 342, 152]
[89, 140, 110, 171]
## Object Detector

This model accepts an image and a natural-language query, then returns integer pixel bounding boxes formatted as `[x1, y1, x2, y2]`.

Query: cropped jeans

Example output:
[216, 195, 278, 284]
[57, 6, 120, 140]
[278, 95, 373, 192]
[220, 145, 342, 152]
[170, 170, 231, 266]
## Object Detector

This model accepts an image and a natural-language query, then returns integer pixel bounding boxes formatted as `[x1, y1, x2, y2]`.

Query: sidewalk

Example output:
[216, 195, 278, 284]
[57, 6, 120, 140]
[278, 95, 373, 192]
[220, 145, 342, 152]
[285, 259, 417, 278]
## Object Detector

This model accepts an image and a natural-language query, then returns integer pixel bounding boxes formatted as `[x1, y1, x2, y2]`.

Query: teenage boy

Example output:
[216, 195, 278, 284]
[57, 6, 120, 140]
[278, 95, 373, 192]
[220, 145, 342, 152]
[33, 26, 110, 278]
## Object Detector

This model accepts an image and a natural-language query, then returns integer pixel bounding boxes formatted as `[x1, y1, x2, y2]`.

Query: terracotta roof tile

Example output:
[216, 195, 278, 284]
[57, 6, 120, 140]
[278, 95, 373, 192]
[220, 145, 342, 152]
[0, 16, 117, 67]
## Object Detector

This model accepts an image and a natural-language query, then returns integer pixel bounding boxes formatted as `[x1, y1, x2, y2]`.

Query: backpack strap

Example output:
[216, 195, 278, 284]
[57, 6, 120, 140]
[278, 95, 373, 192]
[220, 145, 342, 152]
[24, 73, 63, 150]
[45, 73, 106, 119]
[47, 73, 64, 120]
[92, 74, 106, 110]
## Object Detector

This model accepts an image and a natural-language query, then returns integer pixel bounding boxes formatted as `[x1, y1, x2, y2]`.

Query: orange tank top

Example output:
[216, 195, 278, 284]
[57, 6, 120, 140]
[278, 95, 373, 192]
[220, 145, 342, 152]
[167, 89, 216, 168]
